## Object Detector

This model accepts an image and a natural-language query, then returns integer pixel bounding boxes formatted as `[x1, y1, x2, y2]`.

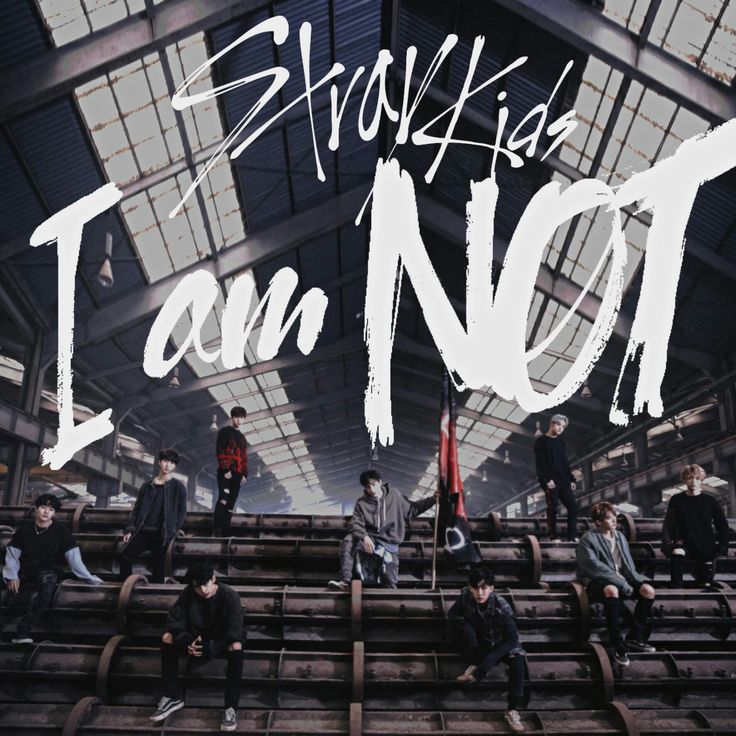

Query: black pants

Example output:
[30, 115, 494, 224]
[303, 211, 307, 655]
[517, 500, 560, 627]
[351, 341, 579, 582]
[456, 621, 525, 709]
[338, 535, 399, 588]
[5, 569, 59, 636]
[587, 579, 653, 648]
[544, 484, 578, 540]
[161, 640, 243, 709]
[213, 470, 243, 536]
[120, 530, 166, 583]
[670, 550, 716, 586]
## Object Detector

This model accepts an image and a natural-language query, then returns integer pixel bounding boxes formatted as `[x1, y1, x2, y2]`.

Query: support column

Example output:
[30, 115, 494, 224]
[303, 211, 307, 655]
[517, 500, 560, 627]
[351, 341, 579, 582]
[5, 334, 45, 505]
[187, 468, 199, 508]
[634, 431, 649, 469]
[716, 360, 736, 514]
[582, 462, 594, 495]
[519, 494, 529, 516]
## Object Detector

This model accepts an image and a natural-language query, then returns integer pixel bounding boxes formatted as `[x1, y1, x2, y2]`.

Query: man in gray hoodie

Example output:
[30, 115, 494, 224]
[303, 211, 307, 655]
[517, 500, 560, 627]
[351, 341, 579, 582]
[329, 469, 437, 589]
[576, 501, 656, 667]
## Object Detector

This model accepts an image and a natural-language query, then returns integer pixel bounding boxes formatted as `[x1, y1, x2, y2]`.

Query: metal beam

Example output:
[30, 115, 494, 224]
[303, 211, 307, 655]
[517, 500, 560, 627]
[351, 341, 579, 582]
[0, 0, 270, 123]
[0, 399, 150, 492]
[578, 432, 736, 509]
[395, 335, 608, 414]
[415, 192, 717, 372]
[118, 332, 365, 411]
[54, 186, 369, 350]
[494, 0, 736, 124]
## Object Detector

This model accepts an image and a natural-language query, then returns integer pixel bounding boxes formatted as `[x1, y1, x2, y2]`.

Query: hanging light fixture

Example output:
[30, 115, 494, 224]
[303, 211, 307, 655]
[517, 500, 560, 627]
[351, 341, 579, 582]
[168, 365, 180, 389]
[370, 446, 379, 462]
[481, 468, 488, 482]
[534, 420, 543, 438]
[256, 464, 262, 479]
[504, 449, 511, 465]
[98, 231, 114, 287]
[673, 420, 683, 442]
[209, 413, 218, 432]
[580, 378, 592, 398]
[620, 454, 629, 468]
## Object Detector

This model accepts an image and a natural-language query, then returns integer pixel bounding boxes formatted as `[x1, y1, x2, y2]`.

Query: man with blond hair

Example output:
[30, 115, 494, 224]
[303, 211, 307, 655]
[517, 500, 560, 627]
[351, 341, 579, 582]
[663, 464, 729, 588]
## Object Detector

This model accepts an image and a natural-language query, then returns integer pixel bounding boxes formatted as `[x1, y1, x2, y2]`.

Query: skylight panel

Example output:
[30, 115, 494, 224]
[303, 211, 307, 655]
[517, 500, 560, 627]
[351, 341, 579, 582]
[699, 2, 736, 82]
[37, 0, 166, 47]
[602, 0, 651, 33]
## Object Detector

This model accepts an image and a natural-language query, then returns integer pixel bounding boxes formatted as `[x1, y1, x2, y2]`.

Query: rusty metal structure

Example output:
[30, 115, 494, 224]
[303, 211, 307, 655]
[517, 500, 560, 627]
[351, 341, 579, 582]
[1, 511, 736, 734]
[4, 506, 734, 545]
[2, 527, 734, 587]
[2, 579, 735, 646]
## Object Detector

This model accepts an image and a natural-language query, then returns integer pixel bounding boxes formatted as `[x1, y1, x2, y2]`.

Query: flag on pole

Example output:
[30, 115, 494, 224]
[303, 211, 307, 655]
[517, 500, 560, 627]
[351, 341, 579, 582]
[437, 371, 480, 563]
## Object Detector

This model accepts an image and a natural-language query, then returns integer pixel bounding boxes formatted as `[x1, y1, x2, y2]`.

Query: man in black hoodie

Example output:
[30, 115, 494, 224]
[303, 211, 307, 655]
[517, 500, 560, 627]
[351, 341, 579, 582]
[120, 448, 187, 583]
[329, 469, 437, 590]
[150, 561, 244, 732]
[663, 464, 729, 588]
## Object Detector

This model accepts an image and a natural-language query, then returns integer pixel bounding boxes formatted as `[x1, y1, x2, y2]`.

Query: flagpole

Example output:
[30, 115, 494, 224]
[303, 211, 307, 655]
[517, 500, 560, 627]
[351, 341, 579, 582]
[431, 472, 440, 590]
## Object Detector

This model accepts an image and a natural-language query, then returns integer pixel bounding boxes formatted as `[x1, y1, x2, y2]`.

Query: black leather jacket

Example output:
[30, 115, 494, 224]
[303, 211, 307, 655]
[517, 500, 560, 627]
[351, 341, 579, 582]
[124, 478, 187, 545]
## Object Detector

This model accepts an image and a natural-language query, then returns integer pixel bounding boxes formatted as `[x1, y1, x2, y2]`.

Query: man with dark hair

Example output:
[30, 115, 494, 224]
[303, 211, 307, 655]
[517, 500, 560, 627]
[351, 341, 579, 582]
[2, 494, 101, 644]
[150, 562, 244, 731]
[534, 414, 579, 542]
[663, 464, 729, 588]
[328, 469, 437, 590]
[120, 449, 187, 583]
[213, 407, 248, 536]
[449, 565, 526, 733]
[577, 502, 656, 667]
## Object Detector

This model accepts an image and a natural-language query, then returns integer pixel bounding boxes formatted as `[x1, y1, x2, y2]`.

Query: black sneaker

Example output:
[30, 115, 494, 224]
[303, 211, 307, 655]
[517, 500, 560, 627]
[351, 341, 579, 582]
[625, 638, 656, 653]
[220, 707, 237, 731]
[612, 647, 630, 667]
[150, 696, 184, 722]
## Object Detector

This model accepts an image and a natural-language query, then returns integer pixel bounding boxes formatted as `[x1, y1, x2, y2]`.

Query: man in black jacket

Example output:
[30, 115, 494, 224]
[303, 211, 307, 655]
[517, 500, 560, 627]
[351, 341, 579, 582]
[120, 449, 187, 583]
[534, 414, 578, 542]
[329, 469, 437, 590]
[449, 566, 526, 733]
[663, 464, 730, 588]
[150, 562, 244, 731]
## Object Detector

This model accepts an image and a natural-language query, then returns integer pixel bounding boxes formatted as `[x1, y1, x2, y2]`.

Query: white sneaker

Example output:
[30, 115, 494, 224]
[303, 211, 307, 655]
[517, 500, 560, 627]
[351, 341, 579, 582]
[328, 579, 349, 591]
[150, 696, 184, 722]
[456, 664, 477, 683]
[505, 709, 524, 732]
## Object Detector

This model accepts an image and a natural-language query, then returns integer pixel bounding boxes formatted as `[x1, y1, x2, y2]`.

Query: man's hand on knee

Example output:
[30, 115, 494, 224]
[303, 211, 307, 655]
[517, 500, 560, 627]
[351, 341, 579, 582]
[228, 642, 242, 651]
[640, 583, 655, 600]
[602, 585, 620, 598]
[162, 632, 173, 644]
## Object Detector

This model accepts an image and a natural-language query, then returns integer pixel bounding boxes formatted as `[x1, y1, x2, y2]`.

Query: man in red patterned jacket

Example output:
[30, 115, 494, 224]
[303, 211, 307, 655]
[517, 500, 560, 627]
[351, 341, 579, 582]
[213, 407, 248, 536]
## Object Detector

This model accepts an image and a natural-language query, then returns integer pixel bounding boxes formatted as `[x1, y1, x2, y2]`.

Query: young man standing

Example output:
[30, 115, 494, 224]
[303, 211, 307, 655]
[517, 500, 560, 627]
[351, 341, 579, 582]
[449, 566, 526, 733]
[534, 414, 579, 542]
[214, 407, 248, 537]
[576, 502, 656, 667]
[150, 562, 244, 732]
[329, 469, 437, 590]
[2, 493, 101, 643]
[120, 449, 187, 583]
[663, 464, 729, 588]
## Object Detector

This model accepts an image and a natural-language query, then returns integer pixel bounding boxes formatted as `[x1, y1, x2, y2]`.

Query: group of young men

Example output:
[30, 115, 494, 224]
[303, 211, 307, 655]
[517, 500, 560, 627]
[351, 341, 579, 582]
[0, 406, 731, 732]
